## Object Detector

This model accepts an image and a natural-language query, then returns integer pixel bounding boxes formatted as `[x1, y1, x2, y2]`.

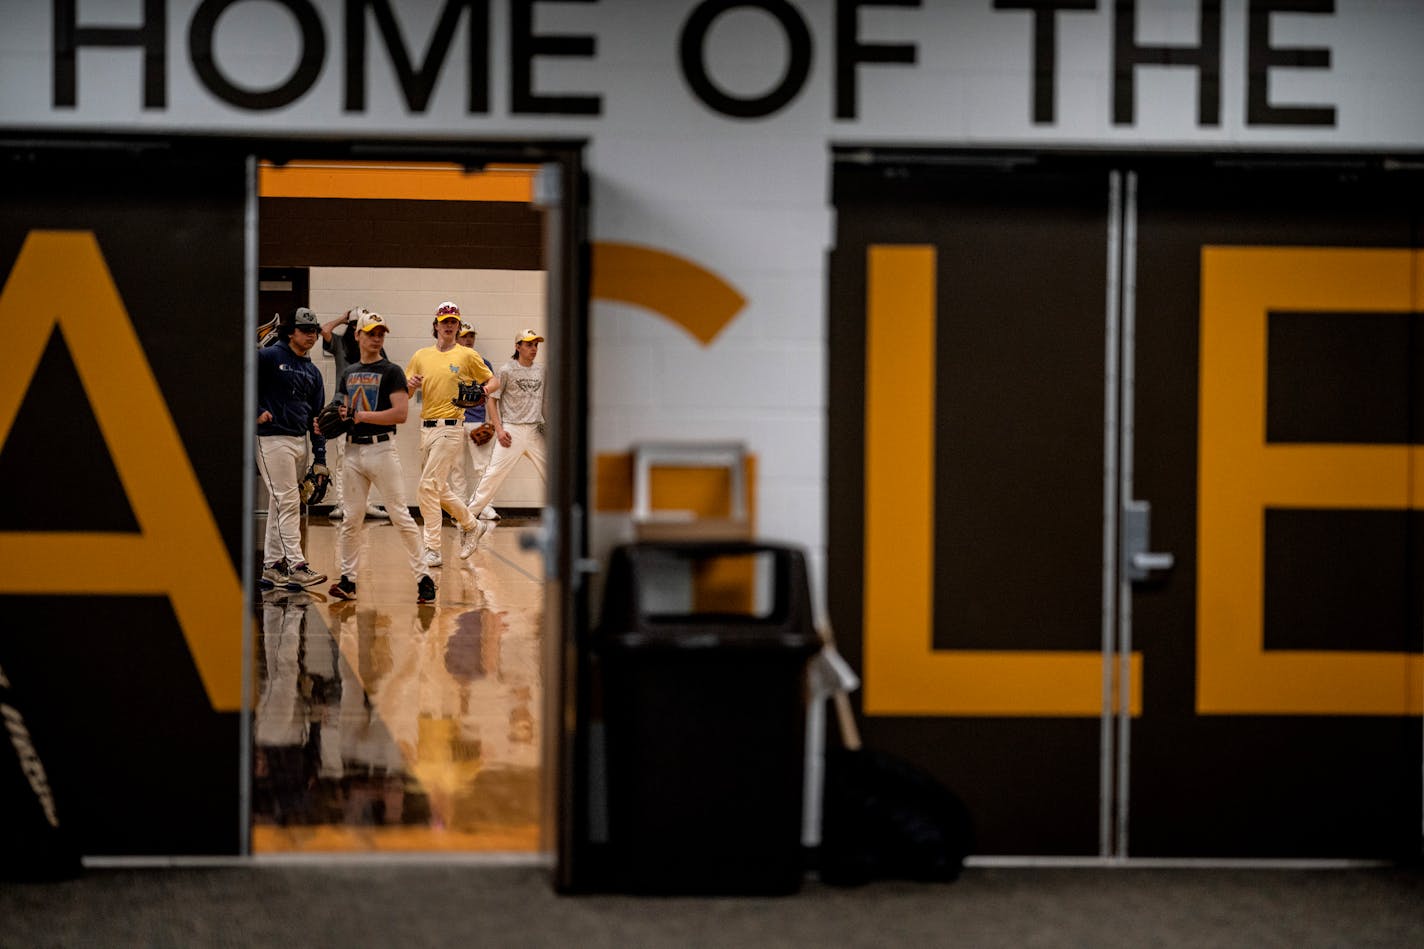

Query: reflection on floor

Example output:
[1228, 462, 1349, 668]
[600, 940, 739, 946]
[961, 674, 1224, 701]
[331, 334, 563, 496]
[251, 513, 544, 854]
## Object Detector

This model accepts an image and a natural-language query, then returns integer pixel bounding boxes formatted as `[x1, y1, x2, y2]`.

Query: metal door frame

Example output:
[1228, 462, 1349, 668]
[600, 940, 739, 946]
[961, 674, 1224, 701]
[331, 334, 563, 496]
[243, 140, 589, 868]
[1099, 168, 1123, 858]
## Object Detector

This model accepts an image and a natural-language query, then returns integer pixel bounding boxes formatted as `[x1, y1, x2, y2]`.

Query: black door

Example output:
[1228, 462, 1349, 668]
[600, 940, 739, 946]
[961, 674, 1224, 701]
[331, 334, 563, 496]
[0, 140, 248, 855]
[830, 152, 1424, 859]
[1127, 161, 1424, 858]
[829, 156, 1117, 855]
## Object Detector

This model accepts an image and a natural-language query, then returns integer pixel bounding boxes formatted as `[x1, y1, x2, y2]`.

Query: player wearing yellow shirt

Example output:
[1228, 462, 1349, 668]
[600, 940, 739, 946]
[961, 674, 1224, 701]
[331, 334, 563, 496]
[405, 301, 499, 566]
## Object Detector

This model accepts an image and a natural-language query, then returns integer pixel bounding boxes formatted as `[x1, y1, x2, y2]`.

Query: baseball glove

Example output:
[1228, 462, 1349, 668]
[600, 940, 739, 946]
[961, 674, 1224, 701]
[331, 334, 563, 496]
[300, 463, 331, 506]
[257, 313, 282, 348]
[469, 422, 495, 446]
[452, 381, 486, 408]
[316, 398, 349, 438]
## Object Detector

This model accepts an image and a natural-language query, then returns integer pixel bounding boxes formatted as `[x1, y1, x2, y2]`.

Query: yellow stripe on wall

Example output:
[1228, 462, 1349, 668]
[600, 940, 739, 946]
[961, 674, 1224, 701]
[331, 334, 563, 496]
[864, 246, 938, 710]
[593, 451, 757, 520]
[591, 242, 747, 346]
[258, 161, 537, 202]
[592, 451, 760, 613]
[0, 232, 244, 711]
[1196, 246, 1424, 715]
[862, 245, 1138, 717]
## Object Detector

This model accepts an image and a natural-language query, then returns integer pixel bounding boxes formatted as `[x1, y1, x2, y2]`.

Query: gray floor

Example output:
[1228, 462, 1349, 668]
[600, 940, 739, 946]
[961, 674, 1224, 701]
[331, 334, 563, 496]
[4, 864, 1422, 948]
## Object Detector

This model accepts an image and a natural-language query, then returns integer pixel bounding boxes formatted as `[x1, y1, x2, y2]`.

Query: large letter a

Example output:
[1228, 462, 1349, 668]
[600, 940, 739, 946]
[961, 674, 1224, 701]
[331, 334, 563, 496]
[0, 232, 243, 711]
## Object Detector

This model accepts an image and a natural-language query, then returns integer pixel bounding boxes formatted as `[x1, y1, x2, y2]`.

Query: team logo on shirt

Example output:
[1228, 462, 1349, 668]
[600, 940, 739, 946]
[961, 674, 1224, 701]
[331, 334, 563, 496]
[346, 370, 383, 413]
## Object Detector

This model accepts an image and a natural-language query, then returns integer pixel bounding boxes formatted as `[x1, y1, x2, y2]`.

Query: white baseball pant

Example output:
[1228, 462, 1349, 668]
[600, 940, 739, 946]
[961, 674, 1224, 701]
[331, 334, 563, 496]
[336, 438, 425, 583]
[256, 434, 310, 568]
[416, 423, 477, 551]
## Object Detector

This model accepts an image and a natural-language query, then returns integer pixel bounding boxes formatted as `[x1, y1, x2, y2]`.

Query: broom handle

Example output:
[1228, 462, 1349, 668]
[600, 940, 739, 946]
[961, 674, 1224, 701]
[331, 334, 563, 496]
[832, 687, 863, 751]
[817, 623, 864, 751]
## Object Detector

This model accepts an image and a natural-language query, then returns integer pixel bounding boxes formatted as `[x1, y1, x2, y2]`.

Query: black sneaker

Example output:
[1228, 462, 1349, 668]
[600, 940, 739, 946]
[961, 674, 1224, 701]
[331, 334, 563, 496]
[329, 576, 357, 600]
[416, 574, 436, 604]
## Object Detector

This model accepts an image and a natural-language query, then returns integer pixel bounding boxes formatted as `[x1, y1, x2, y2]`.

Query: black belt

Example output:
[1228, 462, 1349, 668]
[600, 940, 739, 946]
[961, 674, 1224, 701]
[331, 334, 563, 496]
[423, 419, 460, 427]
[348, 432, 392, 444]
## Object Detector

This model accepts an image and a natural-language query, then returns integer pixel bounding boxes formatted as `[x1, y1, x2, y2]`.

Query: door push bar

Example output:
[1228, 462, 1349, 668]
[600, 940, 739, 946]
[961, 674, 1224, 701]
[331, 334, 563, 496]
[1122, 500, 1175, 582]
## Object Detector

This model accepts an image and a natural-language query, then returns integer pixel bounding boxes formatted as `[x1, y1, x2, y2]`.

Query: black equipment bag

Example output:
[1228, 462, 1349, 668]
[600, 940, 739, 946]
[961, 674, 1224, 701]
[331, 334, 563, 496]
[819, 743, 974, 886]
[815, 622, 974, 886]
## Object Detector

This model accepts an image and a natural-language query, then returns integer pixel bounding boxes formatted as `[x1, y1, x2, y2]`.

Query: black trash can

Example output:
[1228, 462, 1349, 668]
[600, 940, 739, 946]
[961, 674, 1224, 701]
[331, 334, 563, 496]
[595, 541, 821, 895]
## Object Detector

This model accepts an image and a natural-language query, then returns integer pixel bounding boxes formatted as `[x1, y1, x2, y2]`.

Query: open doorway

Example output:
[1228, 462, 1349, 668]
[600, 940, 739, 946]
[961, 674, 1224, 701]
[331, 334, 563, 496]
[249, 152, 584, 858]
[0, 135, 585, 864]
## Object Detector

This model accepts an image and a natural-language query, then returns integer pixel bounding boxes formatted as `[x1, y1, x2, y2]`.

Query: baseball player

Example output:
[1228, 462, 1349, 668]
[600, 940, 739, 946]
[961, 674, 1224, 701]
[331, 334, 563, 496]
[319, 307, 390, 521]
[323, 310, 437, 605]
[255, 307, 328, 590]
[451, 321, 499, 521]
[404, 301, 499, 567]
[465, 328, 548, 552]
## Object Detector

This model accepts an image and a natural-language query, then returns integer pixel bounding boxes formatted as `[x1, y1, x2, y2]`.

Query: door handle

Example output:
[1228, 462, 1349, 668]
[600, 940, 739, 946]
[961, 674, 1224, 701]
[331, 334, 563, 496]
[1122, 500, 1175, 582]
[1130, 551, 1175, 573]
[520, 505, 601, 591]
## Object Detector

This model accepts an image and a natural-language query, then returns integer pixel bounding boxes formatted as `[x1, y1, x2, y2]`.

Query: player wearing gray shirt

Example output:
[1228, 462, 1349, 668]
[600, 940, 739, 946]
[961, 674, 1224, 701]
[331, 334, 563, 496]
[465, 328, 547, 550]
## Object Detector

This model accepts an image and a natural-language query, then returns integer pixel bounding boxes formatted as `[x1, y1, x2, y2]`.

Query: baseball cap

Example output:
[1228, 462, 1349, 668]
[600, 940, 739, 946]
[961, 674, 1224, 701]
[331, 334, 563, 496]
[458, 322, 476, 336]
[516, 328, 545, 343]
[357, 311, 388, 334]
[292, 307, 320, 329]
[435, 301, 461, 320]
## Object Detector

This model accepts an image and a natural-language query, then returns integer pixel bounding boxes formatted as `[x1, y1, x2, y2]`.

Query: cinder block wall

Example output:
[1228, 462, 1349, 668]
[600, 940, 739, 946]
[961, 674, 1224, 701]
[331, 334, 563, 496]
[310, 266, 548, 510]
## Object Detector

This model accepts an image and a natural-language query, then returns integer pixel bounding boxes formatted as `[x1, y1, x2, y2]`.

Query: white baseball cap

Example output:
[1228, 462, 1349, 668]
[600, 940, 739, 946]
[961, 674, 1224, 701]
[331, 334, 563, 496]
[357, 311, 389, 334]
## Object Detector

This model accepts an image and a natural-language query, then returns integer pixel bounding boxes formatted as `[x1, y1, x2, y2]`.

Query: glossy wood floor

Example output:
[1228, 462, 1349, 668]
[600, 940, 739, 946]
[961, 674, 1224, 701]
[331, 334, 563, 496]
[251, 512, 544, 854]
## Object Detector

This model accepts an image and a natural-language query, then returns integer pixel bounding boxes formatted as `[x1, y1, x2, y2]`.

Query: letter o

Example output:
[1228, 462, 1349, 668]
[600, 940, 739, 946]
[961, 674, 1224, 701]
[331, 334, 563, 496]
[190, 0, 325, 110]
[679, 0, 812, 119]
